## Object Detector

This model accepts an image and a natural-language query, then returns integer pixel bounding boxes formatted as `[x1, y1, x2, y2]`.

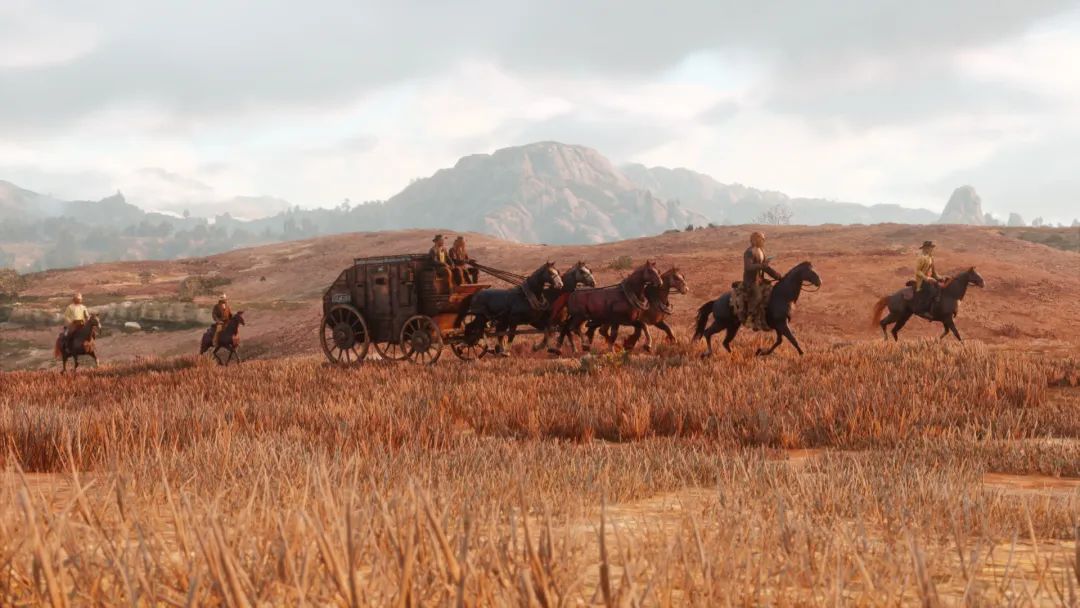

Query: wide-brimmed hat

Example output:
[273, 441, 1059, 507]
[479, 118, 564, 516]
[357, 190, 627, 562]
[920, 240, 936, 250]
[219, 294, 228, 301]
[73, 293, 83, 302]
[432, 234, 445, 242]
[453, 236, 465, 243]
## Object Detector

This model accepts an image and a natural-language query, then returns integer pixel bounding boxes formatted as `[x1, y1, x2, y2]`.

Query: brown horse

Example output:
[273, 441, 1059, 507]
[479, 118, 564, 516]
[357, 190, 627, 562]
[55, 314, 101, 372]
[872, 268, 984, 341]
[592, 267, 688, 352]
[554, 261, 663, 353]
[200, 311, 246, 365]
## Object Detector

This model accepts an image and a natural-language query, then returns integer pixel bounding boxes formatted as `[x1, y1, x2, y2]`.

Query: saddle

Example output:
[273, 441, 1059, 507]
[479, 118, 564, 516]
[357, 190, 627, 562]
[730, 281, 773, 332]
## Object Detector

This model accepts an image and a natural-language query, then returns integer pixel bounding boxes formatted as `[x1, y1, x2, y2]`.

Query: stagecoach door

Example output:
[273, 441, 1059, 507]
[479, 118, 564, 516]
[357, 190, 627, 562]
[365, 262, 416, 343]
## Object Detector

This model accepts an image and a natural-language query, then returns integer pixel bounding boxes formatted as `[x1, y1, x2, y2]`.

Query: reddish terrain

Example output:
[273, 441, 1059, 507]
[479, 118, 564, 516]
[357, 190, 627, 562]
[4, 224, 1078, 369]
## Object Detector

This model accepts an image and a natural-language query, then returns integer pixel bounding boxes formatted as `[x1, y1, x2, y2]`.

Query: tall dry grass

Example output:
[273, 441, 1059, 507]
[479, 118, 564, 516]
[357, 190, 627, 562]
[1, 341, 1078, 605]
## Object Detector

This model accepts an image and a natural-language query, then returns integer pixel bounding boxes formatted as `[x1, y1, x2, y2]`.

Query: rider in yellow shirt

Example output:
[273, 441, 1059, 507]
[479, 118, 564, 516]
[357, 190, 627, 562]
[62, 293, 89, 351]
[913, 241, 941, 316]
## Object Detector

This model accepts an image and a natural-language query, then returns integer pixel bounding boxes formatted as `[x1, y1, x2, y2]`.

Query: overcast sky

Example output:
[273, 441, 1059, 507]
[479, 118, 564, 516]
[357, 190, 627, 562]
[2, 0, 1079, 222]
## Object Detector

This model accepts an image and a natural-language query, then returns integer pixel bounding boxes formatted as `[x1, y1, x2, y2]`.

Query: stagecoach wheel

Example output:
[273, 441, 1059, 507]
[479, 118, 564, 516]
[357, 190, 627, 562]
[451, 314, 488, 361]
[373, 340, 410, 361]
[400, 315, 443, 365]
[320, 305, 370, 365]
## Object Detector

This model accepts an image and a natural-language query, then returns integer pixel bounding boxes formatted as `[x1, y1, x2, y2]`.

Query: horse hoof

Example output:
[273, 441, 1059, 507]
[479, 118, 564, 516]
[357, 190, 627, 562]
[547, 348, 560, 356]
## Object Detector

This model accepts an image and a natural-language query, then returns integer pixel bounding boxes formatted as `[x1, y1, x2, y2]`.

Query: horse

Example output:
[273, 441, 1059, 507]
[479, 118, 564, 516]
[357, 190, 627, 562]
[592, 267, 688, 352]
[872, 267, 984, 341]
[456, 262, 563, 357]
[55, 314, 101, 372]
[200, 311, 246, 365]
[534, 261, 596, 352]
[554, 261, 664, 353]
[693, 261, 821, 357]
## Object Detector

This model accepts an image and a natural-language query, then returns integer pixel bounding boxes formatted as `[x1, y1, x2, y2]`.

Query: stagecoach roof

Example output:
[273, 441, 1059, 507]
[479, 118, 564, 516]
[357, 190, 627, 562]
[351, 253, 428, 266]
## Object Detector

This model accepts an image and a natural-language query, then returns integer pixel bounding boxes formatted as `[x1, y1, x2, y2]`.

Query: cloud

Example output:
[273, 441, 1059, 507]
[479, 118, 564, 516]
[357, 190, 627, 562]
[3, 1, 1080, 222]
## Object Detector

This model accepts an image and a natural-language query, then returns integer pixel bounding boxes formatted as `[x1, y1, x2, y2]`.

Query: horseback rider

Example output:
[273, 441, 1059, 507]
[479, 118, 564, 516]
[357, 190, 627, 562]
[449, 236, 479, 285]
[62, 292, 89, 352]
[912, 240, 942, 316]
[740, 231, 781, 328]
[212, 294, 232, 347]
[429, 234, 451, 280]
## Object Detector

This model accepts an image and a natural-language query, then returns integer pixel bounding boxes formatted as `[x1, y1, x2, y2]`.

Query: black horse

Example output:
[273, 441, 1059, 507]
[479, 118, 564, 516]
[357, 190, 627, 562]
[693, 261, 821, 357]
[872, 267, 984, 341]
[200, 311, 246, 365]
[55, 314, 101, 372]
[456, 262, 563, 356]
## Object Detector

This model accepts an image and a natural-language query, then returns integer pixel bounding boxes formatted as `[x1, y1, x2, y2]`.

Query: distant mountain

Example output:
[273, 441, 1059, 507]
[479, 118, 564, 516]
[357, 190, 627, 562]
[0, 180, 66, 220]
[382, 142, 706, 244]
[621, 164, 939, 225]
[938, 186, 986, 225]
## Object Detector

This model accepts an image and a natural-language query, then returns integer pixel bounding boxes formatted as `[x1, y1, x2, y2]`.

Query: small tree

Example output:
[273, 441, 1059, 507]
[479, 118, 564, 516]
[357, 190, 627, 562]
[755, 204, 794, 225]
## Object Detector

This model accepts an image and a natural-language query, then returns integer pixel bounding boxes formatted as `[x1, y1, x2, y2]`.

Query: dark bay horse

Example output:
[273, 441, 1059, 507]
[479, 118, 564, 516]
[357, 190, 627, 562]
[694, 262, 821, 357]
[456, 262, 563, 356]
[592, 267, 688, 352]
[872, 267, 984, 341]
[200, 311, 246, 365]
[554, 261, 664, 353]
[56, 314, 101, 372]
[535, 261, 596, 352]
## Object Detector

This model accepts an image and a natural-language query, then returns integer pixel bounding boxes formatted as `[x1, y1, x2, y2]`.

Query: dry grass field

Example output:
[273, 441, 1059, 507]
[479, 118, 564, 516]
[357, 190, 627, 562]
[2, 342, 1079, 605]
[2, 225, 1079, 605]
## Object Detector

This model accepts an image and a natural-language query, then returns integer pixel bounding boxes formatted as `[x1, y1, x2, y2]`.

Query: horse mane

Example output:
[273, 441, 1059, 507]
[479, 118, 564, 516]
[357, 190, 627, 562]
[781, 261, 813, 281]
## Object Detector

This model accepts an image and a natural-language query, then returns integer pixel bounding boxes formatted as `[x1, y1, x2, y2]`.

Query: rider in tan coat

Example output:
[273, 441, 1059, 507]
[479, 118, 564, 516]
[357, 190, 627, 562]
[740, 231, 781, 328]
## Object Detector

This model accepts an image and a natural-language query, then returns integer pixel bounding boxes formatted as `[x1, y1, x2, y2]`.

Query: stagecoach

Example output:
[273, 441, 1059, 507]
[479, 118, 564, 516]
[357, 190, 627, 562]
[319, 254, 491, 364]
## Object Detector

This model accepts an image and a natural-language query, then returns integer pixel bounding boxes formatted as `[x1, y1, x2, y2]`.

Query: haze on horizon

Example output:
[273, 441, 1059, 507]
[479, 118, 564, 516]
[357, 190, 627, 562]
[2, 0, 1079, 223]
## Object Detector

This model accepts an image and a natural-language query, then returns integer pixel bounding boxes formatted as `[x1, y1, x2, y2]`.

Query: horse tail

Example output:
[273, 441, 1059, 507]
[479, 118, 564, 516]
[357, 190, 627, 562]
[692, 300, 714, 342]
[871, 296, 889, 328]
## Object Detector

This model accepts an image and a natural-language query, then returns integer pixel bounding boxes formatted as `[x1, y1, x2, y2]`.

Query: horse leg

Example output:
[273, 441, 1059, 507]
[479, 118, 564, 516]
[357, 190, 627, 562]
[657, 320, 676, 343]
[721, 323, 740, 354]
[778, 323, 804, 356]
[891, 312, 912, 342]
[879, 311, 898, 341]
[62, 356, 67, 373]
[212, 347, 223, 365]
[757, 329, 784, 356]
[624, 324, 644, 352]
[605, 324, 619, 352]
[943, 317, 962, 342]
[73, 355, 79, 372]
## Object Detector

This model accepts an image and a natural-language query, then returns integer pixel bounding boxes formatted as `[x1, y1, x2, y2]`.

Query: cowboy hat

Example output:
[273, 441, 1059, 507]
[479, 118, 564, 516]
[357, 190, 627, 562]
[219, 294, 228, 301]
[432, 234, 445, 242]
[920, 240, 935, 249]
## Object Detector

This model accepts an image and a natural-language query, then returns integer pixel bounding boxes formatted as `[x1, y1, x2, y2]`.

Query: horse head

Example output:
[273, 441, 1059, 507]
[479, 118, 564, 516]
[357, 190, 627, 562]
[663, 267, 689, 294]
[966, 266, 984, 288]
[639, 260, 663, 287]
[531, 262, 563, 291]
[234, 311, 246, 326]
[786, 261, 821, 287]
[563, 261, 595, 290]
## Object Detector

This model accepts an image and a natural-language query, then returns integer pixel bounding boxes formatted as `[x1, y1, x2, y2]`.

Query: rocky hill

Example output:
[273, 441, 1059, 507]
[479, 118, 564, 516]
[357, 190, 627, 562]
[938, 186, 986, 225]
[621, 164, 939, 225]
[382, 142, 707, 244]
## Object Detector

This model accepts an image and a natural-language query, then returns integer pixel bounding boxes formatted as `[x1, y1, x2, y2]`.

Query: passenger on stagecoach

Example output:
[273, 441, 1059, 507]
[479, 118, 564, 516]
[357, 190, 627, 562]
[449, 236, 479, 285]
[212, 294, 232, 348]
[62, 292, 89, 352]
[429, 234, 452, 280]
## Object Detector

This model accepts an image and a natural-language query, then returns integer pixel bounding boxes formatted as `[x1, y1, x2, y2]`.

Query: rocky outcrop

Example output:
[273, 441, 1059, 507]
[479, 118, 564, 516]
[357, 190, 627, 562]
[938, 186, 986, 225]
[383, 142, 707, 244]
[1007, 213, 1025, 227]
